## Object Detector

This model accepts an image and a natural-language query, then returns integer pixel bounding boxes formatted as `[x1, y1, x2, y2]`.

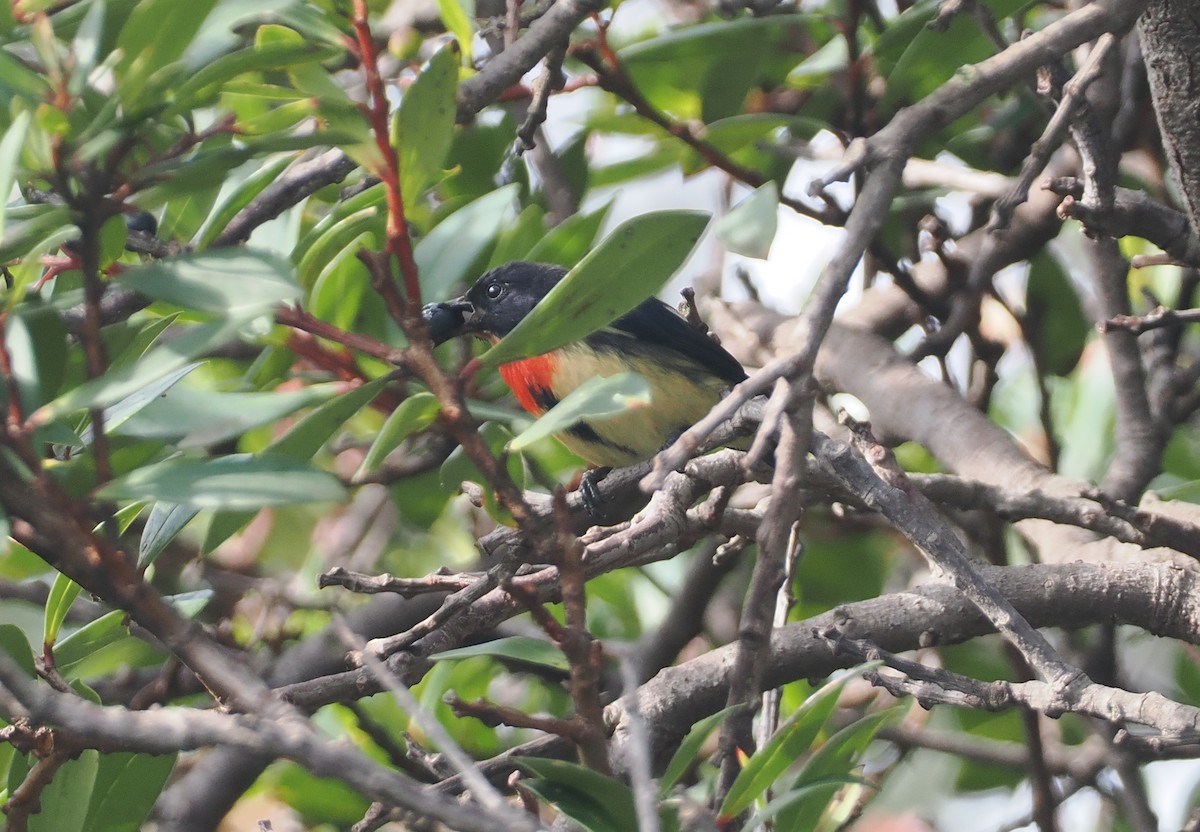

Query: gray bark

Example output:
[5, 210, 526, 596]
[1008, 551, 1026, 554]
[1140, 1, 1200, 235]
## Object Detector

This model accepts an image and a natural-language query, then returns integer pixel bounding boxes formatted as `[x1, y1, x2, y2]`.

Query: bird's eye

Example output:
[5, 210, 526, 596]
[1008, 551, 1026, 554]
[485, 281, 505, 300]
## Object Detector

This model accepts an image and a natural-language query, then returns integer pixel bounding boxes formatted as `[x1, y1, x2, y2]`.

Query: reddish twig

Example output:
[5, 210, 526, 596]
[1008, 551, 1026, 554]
[349, 0, 421, 308]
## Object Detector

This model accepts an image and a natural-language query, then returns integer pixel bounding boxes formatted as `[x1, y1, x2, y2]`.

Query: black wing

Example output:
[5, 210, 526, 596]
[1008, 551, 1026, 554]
[611, 297, 747, 385]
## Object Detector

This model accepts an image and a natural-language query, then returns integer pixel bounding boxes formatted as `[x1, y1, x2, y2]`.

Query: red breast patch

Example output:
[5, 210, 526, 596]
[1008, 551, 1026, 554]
[499, 353, 558, 415]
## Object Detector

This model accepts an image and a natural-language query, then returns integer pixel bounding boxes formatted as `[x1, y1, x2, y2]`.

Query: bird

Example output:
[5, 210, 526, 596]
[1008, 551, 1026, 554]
[422, 261, 747, 508]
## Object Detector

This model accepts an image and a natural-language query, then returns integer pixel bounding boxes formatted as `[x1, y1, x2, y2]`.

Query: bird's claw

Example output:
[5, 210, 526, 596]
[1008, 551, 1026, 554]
[579, 467, 612, 519]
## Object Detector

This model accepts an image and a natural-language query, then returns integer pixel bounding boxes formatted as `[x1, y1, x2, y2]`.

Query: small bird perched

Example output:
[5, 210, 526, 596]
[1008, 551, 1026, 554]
[423, 261, 746, 504]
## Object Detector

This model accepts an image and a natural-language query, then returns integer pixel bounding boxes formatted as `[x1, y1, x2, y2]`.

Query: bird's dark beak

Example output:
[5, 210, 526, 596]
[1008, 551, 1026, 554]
[421, 298, 474, 346]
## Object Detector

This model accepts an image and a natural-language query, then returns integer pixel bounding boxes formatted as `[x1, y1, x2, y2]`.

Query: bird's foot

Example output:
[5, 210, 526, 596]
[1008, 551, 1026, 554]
[579, 467, 613, 519]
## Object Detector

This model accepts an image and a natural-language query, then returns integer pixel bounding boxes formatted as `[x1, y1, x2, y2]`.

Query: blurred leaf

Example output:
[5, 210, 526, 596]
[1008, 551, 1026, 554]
[116, 382, 337, 448]
[508, 372, 652, 452]
[268, 377, 388, 458]
[0, 624, 36, 676]
[27, 749, 97, 832]
[714, 182, 778, 260]
[524, 202, 613, 267]
[357, 392, 441, 477]
[660, 705, 737, 795]
[0, 111, 32, 242]
[432, 636, 568, 672]
[397, 42, 459, 206]
[271, 761, 371, 826]
[116, 250, 300, 317]
[168, 38, 342, 116]
[1025, 251, 1088, 376]
[621, 15, 811, 121]
[115, 0, 220, 110]
[589, 146, 684, 189]
[54, 591, 210, 676]
[297, 206, 381, 287]
[82, 752, 177, 832]
[32, 318, 241, 423]
[97, 454, 347, 509]
[518, 758, 639, 832]
[417, 184, 520, 300]
[202, 378, 387, 550]
[54, 612, 127, 675]
[747, 777, 867, 832]
[879, 0, 1033, 107]
[194, 153, 295, 248]
[771, 710, 895, 832]
[0, 204, 75, 265]
[436, 0, 474, 63]
[138, 502, 199, 568]
[5, 303, 69, 411]
[480, 210, 709, 367]
[487, 204, 547, 267]
[78, 362, 202, 446]
[44, 572, 83, 647]
[786, 37, 849, 89]
[720, 669, 866, 820]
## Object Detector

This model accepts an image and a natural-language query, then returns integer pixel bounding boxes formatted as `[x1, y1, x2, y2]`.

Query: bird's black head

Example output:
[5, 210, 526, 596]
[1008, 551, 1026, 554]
[422, 261, 567, 346]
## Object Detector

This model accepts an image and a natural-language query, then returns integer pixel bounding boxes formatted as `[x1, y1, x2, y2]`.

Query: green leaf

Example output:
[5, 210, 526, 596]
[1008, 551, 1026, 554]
[508, 373, 652, 452]
[138, 502, 199, 568]
[78, 362, 203, 446]
[879, 0, 1033, 108]
[660, 705, 737, 795]
[714, 182, 779, 260]
[53, 611, 127, 676]
[0, 624, 36, 676]
[53, 592, 210, 677]
[297, 206, 381, 287]
[431, 636, 568, 672]
[202, 378, 387, 550]
[417, 184, 519, 300]
[396, 42, 459, 206]
[82, 752, 177, 832]
[480, 210, 710, 367]
[524, 202, 613, 267]
[116, 250, 300, 317]
[770, 710, 895, 832]
[115, 0, 220, 110]
[357, 392, 441, 477]
[5, 303, 69, 412]
[115, 383, 337, 448]
[194, 153, 296, 248]
[0, 204, 75, 265]
[168, 39, 342, 117]
[620, 15, 811, 121]
[32, 318, 242, 423]
[268, 377, 388, 458]
[719, 669, 862, 820]
[487, 204, 547, 267]
[517, 758, 639, 832]
[0, 110, 31, 242]
[28, 749, 98, 832]
[44, 572, 83, 648]
[1025, 251, 1088, 376]
[97, 454, 347, 509]
[435, 0, 474, 63]
[746, 777, 867, 832]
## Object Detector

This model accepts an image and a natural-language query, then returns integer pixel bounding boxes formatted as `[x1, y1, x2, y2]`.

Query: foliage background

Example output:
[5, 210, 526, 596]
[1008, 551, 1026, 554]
[1, 0, 1198, 831]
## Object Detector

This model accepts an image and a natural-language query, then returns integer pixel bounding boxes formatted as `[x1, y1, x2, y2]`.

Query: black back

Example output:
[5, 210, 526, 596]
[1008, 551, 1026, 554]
[459, 261, 746, 384]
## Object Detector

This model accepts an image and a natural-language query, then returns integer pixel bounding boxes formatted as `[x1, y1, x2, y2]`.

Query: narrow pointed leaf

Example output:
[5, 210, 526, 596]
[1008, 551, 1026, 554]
[97, 454, 347, 509]
[508, 372, 651, 452]
[480, 210, 709, 367]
